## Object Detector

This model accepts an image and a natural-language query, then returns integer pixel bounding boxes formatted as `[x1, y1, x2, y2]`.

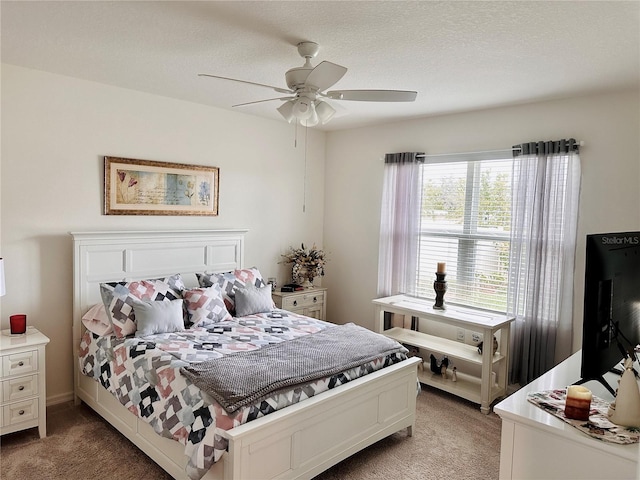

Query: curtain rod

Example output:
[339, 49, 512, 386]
[415, 140, 584, 159]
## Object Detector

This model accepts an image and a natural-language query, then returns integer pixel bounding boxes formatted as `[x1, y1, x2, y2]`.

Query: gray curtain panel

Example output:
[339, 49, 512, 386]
[508, 138, 581, 385]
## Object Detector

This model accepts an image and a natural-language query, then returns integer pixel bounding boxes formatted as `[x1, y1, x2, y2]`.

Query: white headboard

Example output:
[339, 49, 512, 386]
[71, 229, 247, 391]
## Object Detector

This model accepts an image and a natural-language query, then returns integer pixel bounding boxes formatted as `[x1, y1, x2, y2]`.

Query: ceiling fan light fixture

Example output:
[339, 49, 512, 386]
[292, 98, 314, 120]
[315, 100, 336, 124]
[277, 100, 295, 123]
[304, 107, 319, 127]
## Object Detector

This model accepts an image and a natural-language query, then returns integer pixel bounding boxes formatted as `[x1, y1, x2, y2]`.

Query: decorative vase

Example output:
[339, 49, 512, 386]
[293, 265, 315, 288]
[300, 277, 314, 289]
[608, 357, 640, 427]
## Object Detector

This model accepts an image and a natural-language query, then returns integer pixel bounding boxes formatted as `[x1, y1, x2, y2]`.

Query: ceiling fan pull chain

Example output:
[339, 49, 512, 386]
[303, 124, 308, 213]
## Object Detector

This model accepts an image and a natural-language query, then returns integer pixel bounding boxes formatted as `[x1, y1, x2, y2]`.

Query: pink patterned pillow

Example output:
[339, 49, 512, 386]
[100, 275, 184, 338]
[196, 267, 270, 316]
[183, 285, 232, 327]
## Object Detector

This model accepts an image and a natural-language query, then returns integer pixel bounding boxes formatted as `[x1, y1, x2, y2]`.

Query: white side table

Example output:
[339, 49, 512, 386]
[272, 287, 328, 321]
[0, 326, 50, 437]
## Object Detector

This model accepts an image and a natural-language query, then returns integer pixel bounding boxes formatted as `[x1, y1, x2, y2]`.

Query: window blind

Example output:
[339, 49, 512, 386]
[416, 155, 513, 312]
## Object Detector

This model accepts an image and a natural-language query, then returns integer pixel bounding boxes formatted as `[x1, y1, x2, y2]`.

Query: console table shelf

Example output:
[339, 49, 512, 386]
[373, 294, 515, 414]
[383, 327, 506, 366]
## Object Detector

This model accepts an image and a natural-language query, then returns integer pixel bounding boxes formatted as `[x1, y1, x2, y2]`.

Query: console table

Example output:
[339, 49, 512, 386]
[495, 351, 640, 479]
[373, 294, 514, 414]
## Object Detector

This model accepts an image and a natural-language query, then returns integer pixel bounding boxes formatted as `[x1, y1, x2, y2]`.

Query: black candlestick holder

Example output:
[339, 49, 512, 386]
[433, 272, 447, 310]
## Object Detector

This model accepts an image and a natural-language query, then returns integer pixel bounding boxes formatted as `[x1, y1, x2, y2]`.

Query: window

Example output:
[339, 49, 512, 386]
[380, 141, 580, 385]
[416, 156, 513, 312]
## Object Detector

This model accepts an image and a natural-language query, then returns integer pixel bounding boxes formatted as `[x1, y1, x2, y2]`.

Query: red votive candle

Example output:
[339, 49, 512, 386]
[9, 314, 27, 335]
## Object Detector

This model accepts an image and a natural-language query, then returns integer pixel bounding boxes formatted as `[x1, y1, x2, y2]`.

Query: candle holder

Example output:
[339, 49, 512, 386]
[433, 272, 447, 310]
[9, 314, 27, 335]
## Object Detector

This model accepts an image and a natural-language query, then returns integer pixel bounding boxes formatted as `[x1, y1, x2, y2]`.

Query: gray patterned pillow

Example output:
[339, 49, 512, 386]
[234, 284, 274, 317]
[183, 285, 232, 327]
[100, 274, 184, 338]
[196, 267, 267, 315]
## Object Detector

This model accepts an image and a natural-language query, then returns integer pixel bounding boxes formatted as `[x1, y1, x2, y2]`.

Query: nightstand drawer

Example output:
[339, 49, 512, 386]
[2, 374, 38, 402]
[2, 350, 38, 378]
[282, 292, 325, 310]
[3, 399, 38, 426]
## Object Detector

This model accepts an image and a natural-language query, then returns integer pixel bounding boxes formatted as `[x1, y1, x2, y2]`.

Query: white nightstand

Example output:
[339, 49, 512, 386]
[272, 287, 327, 321]
[0, 326, 50, 438]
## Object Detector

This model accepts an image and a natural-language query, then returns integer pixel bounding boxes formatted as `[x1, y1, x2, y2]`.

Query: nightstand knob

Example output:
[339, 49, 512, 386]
[18, 385, 25, 391]
[18, 410, 25, 415]
[293, 300, 298, 307]
[18, 361, 24, 367]
[313, 297, 318, 303]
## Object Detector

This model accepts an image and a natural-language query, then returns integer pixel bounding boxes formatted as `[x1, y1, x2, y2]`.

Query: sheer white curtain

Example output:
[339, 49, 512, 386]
[508, 139, 581, 386]
[377, 152, 424, 298]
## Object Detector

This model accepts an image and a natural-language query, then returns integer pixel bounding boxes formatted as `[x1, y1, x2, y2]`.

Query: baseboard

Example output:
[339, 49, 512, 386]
[47, 391, 74, 406]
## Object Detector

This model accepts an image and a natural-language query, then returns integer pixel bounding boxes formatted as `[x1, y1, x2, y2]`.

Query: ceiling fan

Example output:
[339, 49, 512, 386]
[199, 41, 417, 127]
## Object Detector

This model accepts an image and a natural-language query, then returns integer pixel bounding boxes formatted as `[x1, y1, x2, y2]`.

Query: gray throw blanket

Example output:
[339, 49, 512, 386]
[180, 322, 406, 413]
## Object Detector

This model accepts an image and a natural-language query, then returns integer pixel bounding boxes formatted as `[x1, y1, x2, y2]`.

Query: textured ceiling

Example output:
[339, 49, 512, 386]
[2, 1, 639, 131]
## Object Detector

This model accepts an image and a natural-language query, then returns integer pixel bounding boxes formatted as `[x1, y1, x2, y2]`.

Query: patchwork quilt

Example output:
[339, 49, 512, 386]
[79, 311, 408, 480]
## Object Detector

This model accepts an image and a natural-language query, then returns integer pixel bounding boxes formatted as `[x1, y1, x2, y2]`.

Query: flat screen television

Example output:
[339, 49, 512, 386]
[577, 231, 640, 395]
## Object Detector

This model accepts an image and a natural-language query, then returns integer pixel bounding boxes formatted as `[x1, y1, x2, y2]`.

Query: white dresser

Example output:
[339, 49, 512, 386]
[495, 351, 640, 479]
[0, 326, 50, 438]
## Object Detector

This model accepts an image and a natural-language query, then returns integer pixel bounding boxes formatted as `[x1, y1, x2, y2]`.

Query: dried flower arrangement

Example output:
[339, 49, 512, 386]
[280, 243, 327, 286]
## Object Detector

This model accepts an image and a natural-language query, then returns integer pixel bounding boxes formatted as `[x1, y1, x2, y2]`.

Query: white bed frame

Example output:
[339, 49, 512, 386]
[72, 230, 420, 480]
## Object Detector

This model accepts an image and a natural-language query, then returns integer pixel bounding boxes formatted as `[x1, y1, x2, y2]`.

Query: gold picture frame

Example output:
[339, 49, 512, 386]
[104, 157, 219, 216]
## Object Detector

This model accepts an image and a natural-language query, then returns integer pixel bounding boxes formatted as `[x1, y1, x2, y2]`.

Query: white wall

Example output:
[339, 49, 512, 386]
[0, 64, 326, 403]
[323, 90, 640, 363]
[2, 63, 638, 403]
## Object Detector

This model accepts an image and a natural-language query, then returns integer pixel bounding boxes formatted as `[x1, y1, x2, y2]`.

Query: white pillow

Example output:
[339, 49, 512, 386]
[82, 303, 113, 336]
[235, 284, 274, 317]
[133, 299, 185, 337]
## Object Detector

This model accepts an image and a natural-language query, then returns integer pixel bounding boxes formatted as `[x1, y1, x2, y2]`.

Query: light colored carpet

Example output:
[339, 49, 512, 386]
[0, 386, 501, 480]
[0, 401, 172, 480]
[314, 385, 502, 480]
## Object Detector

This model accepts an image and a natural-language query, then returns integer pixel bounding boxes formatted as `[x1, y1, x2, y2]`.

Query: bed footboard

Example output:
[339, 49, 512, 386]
[77, 357, 420, 480]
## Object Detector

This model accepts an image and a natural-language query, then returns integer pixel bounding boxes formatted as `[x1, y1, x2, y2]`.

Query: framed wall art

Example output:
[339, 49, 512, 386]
[104, 157, 219, 216]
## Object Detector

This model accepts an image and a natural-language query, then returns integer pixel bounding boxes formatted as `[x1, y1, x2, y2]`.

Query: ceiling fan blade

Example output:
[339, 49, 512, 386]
[304, 61, 348, 91]
[232, 97, 293, 108]
[198, 74, 293, 95]
[325, 90, 417, 102]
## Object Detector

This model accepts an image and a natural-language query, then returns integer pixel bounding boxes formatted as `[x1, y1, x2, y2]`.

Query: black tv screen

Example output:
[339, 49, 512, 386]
[579, 231, 640, 395]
